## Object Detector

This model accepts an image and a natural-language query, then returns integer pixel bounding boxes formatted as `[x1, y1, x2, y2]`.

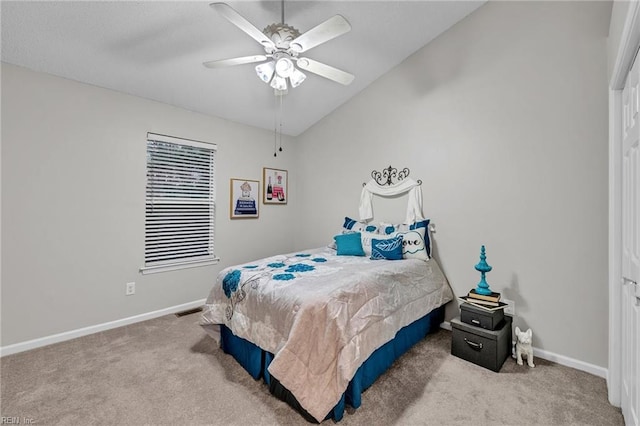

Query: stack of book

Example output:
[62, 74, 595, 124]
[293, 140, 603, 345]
[459, 289, 508, 311]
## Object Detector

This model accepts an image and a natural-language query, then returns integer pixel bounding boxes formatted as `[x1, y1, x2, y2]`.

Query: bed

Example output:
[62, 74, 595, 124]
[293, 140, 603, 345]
[201, 245, 452, 421]
[200, 167, 453, 422]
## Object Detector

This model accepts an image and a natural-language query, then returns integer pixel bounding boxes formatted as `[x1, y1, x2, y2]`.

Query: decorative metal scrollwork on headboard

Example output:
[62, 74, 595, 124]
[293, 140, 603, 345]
[364, 165, 422, 187]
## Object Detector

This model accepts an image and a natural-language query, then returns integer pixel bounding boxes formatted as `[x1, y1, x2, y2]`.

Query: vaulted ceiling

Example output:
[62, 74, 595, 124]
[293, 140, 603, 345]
[1, 1, 485, 136]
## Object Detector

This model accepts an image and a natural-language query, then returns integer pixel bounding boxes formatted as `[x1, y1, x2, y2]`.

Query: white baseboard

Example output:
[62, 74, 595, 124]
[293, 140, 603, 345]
[440, 321, 607, 379]
[0, 299, 207, 357]
[530, 347, 607, 379]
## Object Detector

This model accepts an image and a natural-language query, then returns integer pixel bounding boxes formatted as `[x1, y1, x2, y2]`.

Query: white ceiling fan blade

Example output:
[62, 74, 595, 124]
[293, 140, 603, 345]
[203, 55, 268, 69]
[211, 3, 275, 51]
[296, 57, 355, 86]
[289, 15, 351, 53]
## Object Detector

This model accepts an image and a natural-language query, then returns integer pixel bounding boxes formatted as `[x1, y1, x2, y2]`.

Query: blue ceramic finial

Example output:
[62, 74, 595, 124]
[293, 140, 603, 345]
[474, 245, 493, 295]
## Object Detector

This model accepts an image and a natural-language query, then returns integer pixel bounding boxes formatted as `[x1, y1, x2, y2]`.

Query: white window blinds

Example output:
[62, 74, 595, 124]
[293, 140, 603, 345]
[143, 133, 218, 273]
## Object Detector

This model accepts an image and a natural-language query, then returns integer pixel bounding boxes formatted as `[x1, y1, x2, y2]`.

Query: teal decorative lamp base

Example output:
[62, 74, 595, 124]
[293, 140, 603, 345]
[474, 245, 493, 295]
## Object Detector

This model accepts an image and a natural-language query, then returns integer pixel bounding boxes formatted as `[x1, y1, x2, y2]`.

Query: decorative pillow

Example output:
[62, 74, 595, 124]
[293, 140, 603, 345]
[379, 223, 400, 235]
[402, 219, 432, 258]
[395, 228, 429, 260]
[379, 219, 432, 258]
[328, 228, 354, 250]
[370, 235, 404, 260]
[398, 218, 430, 233]
[334, 232, 365, 256]
[343, 216, 378, 234]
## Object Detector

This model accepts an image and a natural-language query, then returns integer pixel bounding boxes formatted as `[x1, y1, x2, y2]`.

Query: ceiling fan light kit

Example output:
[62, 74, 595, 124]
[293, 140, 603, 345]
[259, 55, 307, 92]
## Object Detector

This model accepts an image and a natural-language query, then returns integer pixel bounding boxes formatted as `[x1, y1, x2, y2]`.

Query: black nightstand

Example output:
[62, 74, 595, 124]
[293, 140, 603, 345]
[451, 315, 512, 372]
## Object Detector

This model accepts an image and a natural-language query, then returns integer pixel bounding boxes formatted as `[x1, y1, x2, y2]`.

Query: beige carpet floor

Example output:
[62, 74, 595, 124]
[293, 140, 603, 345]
[1, 312, 623, 425]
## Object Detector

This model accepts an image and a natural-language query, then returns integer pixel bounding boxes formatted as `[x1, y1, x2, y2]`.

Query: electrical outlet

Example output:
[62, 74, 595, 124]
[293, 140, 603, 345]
[502, 298, 515, 315]
[126, 282, 135, 296]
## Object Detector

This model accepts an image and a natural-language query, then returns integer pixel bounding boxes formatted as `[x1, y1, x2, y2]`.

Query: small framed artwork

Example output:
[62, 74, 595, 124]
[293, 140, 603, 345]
[263, 167, 288, 204]
[230, 179, 260, 219]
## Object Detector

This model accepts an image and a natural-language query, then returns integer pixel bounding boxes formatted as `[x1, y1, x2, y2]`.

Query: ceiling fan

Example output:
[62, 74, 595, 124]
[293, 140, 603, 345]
[203, 2, 355, 93]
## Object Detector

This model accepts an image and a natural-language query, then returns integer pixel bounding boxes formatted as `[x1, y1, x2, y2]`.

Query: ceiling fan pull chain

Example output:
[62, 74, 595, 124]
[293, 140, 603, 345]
[279, 94, 284, 152]
[274, 94, 278, 157]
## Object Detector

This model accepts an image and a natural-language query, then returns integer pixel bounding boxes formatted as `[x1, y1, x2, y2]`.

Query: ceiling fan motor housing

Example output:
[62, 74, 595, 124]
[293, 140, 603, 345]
[263, 23, 301, 52]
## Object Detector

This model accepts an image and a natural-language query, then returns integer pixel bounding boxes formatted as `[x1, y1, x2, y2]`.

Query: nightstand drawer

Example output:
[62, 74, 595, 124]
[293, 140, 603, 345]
[460, 302, 504, 330]
[451, 316, 511, 372]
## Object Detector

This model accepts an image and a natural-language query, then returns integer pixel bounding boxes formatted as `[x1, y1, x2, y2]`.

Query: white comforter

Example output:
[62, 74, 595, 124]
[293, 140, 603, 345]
[200, 247, 453, 421]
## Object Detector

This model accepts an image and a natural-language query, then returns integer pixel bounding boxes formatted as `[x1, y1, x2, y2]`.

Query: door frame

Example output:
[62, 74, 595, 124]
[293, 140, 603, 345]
[608, 0, 640, 406]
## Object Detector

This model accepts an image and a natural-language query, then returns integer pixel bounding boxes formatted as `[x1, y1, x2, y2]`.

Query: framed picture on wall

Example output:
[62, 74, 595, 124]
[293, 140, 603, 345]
[230, 179, 260, 219]
[263, 167, 288, 204]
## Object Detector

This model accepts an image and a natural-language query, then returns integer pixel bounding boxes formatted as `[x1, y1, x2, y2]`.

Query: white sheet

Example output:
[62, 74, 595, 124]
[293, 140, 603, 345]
[200, 247, 453, 421]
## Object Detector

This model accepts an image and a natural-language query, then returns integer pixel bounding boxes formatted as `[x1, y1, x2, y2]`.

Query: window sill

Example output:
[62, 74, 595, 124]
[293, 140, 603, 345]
[140, 257, 220, 275]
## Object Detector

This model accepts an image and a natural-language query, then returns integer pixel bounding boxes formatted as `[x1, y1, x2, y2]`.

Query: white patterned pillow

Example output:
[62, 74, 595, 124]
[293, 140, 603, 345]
[379, 222, 400, 235]
[363, 225, 429, 260]
[343, 216, 379, 234]
[394, 227, 429, 260]
[378, 219, 431, 259]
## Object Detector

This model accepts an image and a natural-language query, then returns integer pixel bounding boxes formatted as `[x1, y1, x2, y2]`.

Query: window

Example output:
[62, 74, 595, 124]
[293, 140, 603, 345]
[141, 133, 218, 274]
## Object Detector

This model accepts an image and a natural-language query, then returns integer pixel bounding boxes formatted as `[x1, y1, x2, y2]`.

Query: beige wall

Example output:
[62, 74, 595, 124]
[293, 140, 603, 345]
[294, 1, 611, 367]
[1, 64, 297, 346]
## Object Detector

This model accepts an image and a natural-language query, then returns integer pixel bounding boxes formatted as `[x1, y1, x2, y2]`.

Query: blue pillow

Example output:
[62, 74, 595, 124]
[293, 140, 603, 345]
[334, 232, 365, 256]
[370, 235, 404, 260]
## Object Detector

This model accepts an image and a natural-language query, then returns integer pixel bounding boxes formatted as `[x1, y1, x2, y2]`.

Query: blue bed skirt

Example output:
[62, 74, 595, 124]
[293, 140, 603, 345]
[220, 305, 445, 422]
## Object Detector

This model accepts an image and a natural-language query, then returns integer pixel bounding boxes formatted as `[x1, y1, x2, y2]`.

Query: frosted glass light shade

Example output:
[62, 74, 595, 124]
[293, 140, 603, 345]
[255, 61, 275, 83]
[289, 68, 306, 88]
[275, 57, 294, 78]
[270, 75, 287, 91]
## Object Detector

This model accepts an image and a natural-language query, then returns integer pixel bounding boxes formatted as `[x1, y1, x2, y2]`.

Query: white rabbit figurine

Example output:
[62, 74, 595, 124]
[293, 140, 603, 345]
[515, 326, 535, 368]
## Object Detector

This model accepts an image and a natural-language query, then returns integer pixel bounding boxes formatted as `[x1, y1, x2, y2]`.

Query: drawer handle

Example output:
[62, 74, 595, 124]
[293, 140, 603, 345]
[464, 338, 483, 350]
[471, 319, 480, 325]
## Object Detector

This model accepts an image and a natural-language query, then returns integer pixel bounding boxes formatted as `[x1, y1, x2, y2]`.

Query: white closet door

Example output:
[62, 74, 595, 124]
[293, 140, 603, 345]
[621, 47, 640, 426]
